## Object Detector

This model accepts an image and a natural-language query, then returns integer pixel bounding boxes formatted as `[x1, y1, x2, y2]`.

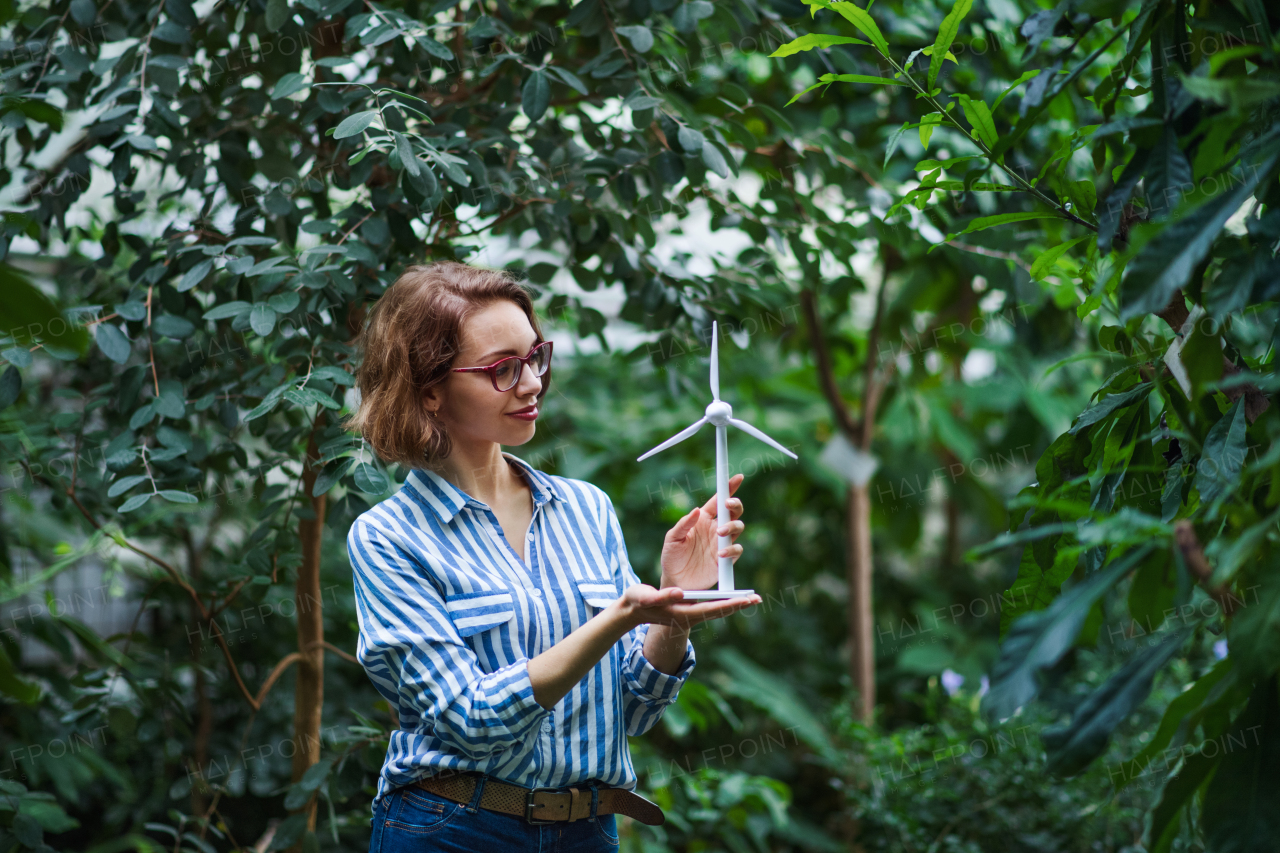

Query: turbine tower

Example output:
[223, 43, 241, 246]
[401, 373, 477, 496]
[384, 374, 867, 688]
[637, 320, 799, 599]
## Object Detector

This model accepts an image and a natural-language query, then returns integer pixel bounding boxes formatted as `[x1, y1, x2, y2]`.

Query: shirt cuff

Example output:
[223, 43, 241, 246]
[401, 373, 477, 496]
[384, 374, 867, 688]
[622, 622, 696, 704]
[482, 657, 552, 733]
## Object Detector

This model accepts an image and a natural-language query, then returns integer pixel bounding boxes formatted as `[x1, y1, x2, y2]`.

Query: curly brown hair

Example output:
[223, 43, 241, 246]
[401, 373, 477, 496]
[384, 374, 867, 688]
[345, 261, 548, 469]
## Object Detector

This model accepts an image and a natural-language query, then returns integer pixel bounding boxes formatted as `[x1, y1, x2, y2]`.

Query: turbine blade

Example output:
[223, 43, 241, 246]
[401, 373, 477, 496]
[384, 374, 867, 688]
[728, 418, 798, 460]
[710, 320, 720, 401]
[637, 417, 709, 462]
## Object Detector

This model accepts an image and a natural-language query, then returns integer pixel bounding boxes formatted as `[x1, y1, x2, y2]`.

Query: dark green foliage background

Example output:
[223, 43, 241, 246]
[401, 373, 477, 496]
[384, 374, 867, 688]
[1, 0, 1277, 849]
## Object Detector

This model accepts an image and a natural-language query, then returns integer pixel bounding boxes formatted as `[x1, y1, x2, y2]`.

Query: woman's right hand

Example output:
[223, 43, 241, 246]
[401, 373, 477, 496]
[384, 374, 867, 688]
[617, 583, 761, 631]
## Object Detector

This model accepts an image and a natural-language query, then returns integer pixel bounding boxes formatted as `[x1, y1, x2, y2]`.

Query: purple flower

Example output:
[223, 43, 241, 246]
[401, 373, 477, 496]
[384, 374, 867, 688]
[941, 668, 965, 696]
[1213, 639, 1228, 660]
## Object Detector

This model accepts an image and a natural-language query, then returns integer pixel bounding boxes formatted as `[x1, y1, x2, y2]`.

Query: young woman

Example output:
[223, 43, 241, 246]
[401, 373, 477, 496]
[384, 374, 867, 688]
[346, 261, 761, 852]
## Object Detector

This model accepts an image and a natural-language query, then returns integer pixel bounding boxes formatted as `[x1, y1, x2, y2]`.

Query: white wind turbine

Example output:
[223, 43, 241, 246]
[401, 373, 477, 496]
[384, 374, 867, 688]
[637, 320, 799, 600]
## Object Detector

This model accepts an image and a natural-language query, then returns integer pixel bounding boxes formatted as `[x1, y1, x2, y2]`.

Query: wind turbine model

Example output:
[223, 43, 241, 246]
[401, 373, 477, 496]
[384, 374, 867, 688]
[637, 321, 799, 600]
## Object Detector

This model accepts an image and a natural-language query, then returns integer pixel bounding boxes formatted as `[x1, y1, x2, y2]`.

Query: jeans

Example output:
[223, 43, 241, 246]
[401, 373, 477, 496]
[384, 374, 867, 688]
[369, 776, 620, 853]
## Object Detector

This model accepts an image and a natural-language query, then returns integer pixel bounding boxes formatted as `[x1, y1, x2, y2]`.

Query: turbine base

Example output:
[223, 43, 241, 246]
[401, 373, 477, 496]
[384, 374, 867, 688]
[676, 589, 756, 600]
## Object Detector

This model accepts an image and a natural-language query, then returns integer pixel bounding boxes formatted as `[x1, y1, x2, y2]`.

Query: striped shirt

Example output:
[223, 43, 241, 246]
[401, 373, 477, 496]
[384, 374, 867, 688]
[347, 451, 695, 812]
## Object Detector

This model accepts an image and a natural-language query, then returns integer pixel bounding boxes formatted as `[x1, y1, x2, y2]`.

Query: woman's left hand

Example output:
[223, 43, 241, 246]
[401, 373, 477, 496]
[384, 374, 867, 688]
[659, 473, 745, 591]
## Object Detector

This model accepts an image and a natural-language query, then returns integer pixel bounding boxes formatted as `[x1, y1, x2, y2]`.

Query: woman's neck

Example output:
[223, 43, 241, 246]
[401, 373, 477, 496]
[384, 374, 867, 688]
[429, 444, 526, 507]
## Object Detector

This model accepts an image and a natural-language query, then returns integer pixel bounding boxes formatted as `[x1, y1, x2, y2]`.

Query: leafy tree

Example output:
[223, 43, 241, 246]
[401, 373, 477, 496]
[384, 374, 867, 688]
[773, 0, 1279, 847]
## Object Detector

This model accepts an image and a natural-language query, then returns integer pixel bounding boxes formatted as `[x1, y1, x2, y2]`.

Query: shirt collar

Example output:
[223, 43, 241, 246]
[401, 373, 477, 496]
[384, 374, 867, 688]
[405, 452, 563, 525]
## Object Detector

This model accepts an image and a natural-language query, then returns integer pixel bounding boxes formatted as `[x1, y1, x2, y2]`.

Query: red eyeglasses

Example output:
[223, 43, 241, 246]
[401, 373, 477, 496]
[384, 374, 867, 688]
[452, 340, 553, 393]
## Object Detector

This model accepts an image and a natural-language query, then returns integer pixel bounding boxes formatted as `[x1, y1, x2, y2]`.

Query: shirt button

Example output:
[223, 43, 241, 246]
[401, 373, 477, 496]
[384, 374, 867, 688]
[531, 589, 543, 598]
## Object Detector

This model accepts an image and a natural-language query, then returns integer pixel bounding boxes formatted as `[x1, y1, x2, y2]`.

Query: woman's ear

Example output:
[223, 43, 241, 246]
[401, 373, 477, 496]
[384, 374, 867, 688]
[423, 386, 443, 415]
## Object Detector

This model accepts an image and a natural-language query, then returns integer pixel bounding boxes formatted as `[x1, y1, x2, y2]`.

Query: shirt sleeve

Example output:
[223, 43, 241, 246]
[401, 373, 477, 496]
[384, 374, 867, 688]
[601, 492, 696, 736]
[347, 517, 550, 759]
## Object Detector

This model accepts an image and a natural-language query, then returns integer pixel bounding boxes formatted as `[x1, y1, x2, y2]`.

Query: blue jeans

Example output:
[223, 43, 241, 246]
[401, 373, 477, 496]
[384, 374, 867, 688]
[369, 776, 620, 853]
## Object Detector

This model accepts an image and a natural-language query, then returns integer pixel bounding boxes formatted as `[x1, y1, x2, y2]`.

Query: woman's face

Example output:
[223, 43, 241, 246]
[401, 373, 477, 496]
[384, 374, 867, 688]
[426, 300, 545, 450]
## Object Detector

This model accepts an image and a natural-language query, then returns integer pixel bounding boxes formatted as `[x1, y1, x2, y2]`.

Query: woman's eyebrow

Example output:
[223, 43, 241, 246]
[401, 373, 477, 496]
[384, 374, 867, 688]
[477, 341, 539, 361]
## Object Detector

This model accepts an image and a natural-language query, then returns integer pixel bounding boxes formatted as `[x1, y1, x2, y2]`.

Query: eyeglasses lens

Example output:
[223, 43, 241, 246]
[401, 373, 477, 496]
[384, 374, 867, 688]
[495, 343, 550, 392]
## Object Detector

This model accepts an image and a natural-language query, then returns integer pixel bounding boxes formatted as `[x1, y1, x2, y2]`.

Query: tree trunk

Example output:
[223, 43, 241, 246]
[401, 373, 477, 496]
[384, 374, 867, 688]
[291, 425, 328, 838]
[847, 482, 875, 724]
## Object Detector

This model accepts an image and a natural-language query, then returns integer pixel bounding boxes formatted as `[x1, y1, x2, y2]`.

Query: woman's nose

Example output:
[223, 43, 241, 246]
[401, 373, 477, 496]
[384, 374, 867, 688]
[516, 360, 543, 398]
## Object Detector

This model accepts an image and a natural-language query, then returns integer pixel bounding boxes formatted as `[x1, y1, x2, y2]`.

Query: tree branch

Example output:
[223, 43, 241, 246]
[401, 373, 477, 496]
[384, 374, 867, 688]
[799, 288, 860, 439]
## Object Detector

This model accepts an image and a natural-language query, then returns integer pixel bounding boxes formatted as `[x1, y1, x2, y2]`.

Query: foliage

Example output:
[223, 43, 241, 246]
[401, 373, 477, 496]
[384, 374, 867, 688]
[4, 0, 1275, 849]
[774, 0, 1280, 848]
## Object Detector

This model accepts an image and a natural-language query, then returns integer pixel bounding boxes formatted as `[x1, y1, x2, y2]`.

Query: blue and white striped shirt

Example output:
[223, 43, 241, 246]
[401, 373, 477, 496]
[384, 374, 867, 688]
[347, 451, 695, 811]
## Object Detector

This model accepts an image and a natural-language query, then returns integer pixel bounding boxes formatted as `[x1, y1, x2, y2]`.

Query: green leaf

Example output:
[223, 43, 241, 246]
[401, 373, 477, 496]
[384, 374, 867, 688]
[1144, 126, 1193, 216]
[1030, 235, 1090, 280]
[1042, 627, 1191, 777]
[414, 34, 454, 61]
[701, 140, 730, 178]
[809, 0, 888, 53]
[522, 70, 550, 122]
[333, 110, 379, 139]
[153, 314, 195, 339]
[203, 301, 252, 321]
[1068, 382, 1152, 435]
[69, 0, 96, 27]
[0, 263, 90, 354]
[992, 69, 1040, 111]
[1146, 748, 1220, 852]
[1118, 155, 1276, 321]
[283, 757, 336, 810]
[393, 131, 419, 177]
[884, 121, 909, 168]
[119, 493, 152, 512]
[272, 72, 309, 100]
[819, 73, 906, 87]
[177, 259, 213, 292]
[95, 323, 132, 364]
[0, 643, 40, 705]
[1201, 675, 1280, 853]
[548, 66, 588, 96]
[981, 545, 1154, 721]
[929, 0, 972, 92]
[949, 211, 1058, 239]
[1194, 397, 1247, 505]
[955, 94, 996, 148]
[1227, 569, 1280, 685]
[286, 387, 341, 410]
[352, 461, 390, 494]
[158, 490, 198, 504]
[267, 291, 300, 313]
[249, 304, 278, 336]
[676, 126, 704, 152]
[107, 475, 148, 497]
[615, 25, 654, 53]
[265, 0, 290, 32]
[1098, 147, 1148, 254]
[919, 113, 942, 150]
[0, 365, 19, 410]
[1180, 318, 1223, 400]
[312, 459, 353, 497]
[769, 33, 868, 57]
[714, 648, 840, 765]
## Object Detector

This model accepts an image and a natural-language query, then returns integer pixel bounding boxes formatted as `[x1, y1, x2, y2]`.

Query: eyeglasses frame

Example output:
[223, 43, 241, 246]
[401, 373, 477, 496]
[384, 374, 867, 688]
[451, 340, 554, 393]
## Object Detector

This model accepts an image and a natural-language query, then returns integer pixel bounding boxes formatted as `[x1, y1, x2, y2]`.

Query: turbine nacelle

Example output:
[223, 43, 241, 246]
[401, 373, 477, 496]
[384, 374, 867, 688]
[705, 400, 732, 425]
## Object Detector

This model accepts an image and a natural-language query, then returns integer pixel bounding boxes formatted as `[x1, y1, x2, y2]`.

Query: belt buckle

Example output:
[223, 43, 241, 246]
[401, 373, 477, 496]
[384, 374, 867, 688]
[525, 787, 561, 825]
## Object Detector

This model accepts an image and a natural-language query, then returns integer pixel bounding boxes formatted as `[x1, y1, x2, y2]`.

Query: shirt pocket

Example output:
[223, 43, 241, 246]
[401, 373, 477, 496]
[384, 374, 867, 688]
[576, 578, 620, 612]
[444, 588, 516, 638]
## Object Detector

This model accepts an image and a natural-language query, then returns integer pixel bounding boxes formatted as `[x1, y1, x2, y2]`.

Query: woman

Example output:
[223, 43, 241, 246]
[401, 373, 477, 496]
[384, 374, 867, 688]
[345, 261, 761, 852]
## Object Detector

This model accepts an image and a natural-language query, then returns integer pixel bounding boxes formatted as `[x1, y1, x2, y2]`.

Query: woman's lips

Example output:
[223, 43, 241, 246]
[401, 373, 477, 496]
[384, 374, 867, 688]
[507, 407, 538, 421]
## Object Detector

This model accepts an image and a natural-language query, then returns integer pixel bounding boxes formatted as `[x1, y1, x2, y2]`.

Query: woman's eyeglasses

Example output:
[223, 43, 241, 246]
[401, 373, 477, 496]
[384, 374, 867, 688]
[452, 341, 553, 392]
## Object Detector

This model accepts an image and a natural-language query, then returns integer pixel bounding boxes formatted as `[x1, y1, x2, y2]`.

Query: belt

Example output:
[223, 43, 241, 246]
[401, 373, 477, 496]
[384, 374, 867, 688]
[412, 771, 665, 826]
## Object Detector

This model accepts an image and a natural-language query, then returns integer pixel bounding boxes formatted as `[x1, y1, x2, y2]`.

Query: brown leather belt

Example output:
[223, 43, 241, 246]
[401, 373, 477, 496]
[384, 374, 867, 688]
[411, 771, 665, 826]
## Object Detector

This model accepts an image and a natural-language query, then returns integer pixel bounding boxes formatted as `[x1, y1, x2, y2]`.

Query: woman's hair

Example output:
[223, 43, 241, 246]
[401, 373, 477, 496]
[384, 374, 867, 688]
[346, 261, 547, 469]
